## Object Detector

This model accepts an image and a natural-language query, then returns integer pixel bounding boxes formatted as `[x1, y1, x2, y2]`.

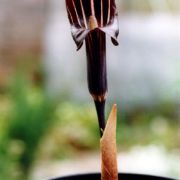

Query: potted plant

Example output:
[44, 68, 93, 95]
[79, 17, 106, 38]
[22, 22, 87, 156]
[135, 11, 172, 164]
[49, 1, 178, 180]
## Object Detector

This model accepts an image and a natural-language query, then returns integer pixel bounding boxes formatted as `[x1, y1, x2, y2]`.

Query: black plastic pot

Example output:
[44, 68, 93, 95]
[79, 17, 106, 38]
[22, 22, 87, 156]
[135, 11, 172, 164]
[50, 173, 177, 180]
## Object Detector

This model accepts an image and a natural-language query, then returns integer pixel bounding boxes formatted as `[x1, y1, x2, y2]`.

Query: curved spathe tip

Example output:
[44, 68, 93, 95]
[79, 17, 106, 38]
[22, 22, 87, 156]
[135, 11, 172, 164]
[66, 0, 119, 50]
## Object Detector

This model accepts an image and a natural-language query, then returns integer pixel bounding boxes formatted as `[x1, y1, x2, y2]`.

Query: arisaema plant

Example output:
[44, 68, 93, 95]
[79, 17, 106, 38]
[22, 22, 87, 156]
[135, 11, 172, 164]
[65, 0, 119, 136]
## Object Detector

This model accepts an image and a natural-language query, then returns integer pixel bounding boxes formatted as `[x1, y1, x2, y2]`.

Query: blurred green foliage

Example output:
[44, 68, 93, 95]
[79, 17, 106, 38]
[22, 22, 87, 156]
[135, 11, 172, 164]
[122, 0, 180, 13]
[0, 72, 180, 180]
[0, 74, 54, 180]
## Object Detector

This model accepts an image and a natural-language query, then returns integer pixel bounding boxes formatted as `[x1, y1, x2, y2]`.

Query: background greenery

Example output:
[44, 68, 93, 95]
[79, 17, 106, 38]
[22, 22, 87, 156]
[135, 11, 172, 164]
[0, 67, 180, 180]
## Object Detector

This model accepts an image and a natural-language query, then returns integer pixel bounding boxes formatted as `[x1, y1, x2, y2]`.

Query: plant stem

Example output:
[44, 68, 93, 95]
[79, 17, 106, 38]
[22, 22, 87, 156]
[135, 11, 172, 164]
[94, 100, 106, 137]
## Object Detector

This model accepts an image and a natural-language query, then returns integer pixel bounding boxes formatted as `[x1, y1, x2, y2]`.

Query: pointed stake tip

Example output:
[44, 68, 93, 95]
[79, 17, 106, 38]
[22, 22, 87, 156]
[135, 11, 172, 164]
[112, 104, 117, 113]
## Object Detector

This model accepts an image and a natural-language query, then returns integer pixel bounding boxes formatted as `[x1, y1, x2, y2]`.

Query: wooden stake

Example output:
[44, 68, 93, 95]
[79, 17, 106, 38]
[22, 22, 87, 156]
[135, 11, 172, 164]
[100, 104, 118, 180]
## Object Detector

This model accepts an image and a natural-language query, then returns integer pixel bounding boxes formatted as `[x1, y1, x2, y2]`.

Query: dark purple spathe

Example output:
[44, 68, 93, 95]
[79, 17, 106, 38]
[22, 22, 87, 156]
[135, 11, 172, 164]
[65, 0, 119, 136]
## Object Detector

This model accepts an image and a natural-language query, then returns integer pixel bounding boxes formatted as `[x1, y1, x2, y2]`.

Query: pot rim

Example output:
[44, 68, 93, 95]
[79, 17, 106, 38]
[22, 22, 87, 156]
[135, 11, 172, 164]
[50, 172, 178, 180]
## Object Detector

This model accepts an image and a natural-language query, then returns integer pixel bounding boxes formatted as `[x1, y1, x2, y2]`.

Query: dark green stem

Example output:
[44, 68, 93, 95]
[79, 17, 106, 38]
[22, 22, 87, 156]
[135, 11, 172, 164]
[94, 100, 106, 137]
